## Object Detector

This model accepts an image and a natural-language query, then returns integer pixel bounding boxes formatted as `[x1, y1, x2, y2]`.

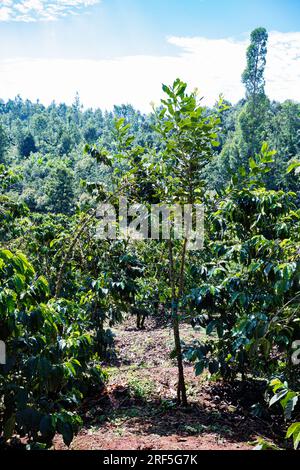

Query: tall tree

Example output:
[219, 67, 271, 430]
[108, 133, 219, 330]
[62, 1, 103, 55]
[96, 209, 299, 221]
[44, 164, 75, 214]
[18, 132, 37, 158]
[151, 80, 222, 404]
[241, 27, 269, 157]
[242, 27, 268, 99]
[210, 27, 270, 187]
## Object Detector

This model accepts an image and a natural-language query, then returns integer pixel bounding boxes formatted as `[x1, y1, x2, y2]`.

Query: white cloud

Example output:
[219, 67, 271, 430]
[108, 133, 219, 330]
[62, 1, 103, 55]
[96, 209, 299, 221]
[0, 0, 99, 22]
[266, 32, 300, 102]
[0, 7, 13, 21]
[0, 31, 299, 111]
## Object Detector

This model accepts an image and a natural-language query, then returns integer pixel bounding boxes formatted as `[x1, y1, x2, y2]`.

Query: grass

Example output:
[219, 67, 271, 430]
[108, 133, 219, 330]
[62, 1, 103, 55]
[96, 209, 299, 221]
[181, 423, 234, 437]
[127, 375, 155, 399]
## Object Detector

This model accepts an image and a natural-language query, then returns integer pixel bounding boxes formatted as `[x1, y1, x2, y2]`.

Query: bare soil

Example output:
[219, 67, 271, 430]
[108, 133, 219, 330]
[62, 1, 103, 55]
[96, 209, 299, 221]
[54, 317, 278, 451]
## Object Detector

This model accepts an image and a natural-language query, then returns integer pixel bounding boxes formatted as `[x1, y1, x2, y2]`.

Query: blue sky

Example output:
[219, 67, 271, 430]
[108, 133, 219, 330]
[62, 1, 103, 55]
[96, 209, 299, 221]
[0, 0, 300, 110]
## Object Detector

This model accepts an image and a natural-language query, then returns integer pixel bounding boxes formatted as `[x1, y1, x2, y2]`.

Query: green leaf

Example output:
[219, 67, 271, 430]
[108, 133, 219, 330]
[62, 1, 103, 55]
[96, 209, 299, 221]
[206, 320, 217, 335]
[269, 388, 288, 407]
[249, 158, 258, 170]
[195, 361, 205, 376]
[62, 422, 74, 447]
[286, 422, 300, 450]
[162, 84, 174, 99]
[287, 161, 300, 174]
[208, 360, 219, 374]
[12, 273, 25, 293]
[40, 415, 56, 439]
[282, 394, 298, 421]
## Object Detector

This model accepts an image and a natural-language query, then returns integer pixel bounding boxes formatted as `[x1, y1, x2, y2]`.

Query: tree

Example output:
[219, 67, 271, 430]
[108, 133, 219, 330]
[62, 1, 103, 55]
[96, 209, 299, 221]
[0, 164, 28, 243]
[58, 132, 73, 156]
[0, 124, 8, 164]
[241, 27, 269, 157]
[150, 80, 223, 404]
[242, 27, 268, 99]
[210, 28, 270, 186]
[84, 125, 99, 144]
[186, 143, 300, 384]
[44, 164, 75, 214]
[0, 248, 107, 449]
[32, 114, 48, 143]
[69, 81, 223, 405]
[266, 100, 300, 191]
[18, 132, 37, 158]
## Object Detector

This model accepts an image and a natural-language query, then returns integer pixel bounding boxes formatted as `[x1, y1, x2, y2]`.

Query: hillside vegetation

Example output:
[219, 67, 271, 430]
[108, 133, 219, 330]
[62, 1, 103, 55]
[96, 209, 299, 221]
[1, 28, 300, 451]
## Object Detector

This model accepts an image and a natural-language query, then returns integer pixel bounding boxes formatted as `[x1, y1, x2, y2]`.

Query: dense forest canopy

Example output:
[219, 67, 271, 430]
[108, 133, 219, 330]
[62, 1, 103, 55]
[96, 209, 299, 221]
[0, 88, 299, 213]
[1, 27, 300, 451]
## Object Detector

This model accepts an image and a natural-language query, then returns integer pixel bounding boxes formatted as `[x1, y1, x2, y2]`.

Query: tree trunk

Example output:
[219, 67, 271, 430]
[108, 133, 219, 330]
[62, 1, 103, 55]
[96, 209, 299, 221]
[168, 240, 187, 406]
[172, 308, 187, 405]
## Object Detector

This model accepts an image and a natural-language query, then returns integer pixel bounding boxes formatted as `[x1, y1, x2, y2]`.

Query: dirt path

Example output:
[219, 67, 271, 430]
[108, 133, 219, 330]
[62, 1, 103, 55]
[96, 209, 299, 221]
[55, 318, 275, 450]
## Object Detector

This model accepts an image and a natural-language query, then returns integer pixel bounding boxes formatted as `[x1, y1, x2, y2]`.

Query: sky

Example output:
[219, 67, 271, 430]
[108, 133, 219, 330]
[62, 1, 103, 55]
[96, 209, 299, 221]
[0, 0, 300, 111]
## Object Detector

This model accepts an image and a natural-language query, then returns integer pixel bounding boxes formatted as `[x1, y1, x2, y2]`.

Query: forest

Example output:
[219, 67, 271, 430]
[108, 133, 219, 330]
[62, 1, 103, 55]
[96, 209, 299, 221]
[1, 27, 300, 451]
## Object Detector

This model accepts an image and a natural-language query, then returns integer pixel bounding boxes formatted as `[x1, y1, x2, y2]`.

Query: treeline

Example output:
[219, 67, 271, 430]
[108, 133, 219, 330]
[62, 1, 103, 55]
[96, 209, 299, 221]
[0, 97, 157, 214]
[0, 29, 299, 216]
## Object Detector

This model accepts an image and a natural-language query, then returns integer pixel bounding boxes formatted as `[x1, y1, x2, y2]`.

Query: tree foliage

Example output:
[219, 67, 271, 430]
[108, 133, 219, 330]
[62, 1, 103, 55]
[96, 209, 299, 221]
[1, 26, 300, 450]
